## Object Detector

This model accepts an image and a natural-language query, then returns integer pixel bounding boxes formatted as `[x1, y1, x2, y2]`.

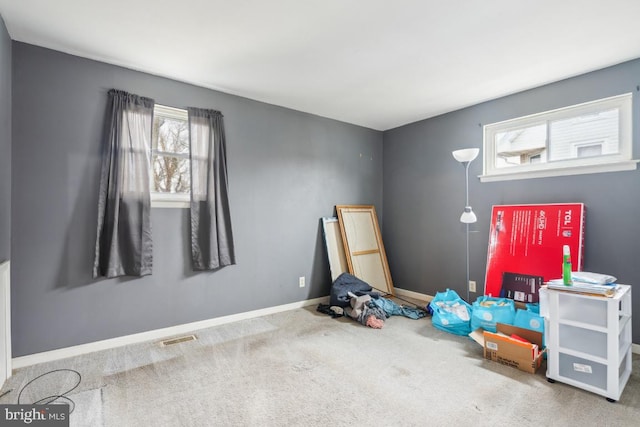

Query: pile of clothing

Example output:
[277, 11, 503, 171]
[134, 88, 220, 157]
[317, 273, 427, 329]
[344, 292, 387, 328]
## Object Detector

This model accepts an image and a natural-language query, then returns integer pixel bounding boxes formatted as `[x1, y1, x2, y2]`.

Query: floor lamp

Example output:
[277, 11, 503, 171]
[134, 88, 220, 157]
[452, 148, 479, 302]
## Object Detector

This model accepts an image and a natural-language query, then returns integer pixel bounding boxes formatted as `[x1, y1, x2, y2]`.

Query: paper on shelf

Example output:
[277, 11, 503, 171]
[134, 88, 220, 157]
[547, 279, 618, 297]
[569, 271, 617, 285]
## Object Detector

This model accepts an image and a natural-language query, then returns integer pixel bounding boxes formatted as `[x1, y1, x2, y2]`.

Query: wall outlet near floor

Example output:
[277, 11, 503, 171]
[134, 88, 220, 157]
[299, 276, 306, 288]
[469, 280, 477, 293]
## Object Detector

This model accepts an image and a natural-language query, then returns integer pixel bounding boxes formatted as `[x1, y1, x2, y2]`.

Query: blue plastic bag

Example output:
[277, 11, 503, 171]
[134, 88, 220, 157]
[513, 308, 544, 332]
[513, 307, 546, 348]
[470, 296, 515, 332]
[427, 288, 461, 314]
[525, 303, 540, 314]
[430, 289, 472, 336]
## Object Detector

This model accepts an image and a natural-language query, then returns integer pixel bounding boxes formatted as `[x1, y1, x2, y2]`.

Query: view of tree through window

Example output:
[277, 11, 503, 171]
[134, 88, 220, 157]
[152, 106, 190, 195]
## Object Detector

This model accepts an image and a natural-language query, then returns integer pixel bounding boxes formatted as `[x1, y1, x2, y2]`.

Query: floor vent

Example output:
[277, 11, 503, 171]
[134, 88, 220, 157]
[159, 335, 197, 346]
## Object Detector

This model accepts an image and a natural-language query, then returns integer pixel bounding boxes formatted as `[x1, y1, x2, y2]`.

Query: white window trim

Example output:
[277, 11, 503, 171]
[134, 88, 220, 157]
[151, 104, 190, 208]
[154, 104, 188, 121]
[151, 192, 190, 208]
[481, 93, 636, 182]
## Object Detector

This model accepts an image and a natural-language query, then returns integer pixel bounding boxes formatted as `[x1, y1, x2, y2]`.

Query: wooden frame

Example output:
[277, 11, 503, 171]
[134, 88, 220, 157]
[321, 217, 349, 282]
[336, 205, 394, 295]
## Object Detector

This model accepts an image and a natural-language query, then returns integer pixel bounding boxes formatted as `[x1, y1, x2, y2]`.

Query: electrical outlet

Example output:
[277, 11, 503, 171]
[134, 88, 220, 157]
[469, 280, 477, 293]
[299, 276, 305, 288]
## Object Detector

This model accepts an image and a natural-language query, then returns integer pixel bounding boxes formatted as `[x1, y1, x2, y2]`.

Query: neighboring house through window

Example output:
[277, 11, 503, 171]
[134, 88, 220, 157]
[482, 93, 636, 181]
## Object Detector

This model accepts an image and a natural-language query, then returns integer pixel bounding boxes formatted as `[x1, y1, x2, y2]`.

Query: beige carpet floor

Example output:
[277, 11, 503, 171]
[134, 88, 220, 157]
[1, 305, 639, 426]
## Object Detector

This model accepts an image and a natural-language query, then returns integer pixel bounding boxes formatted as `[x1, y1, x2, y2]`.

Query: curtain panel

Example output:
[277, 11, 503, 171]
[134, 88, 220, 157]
[93, 89, 155, 278]
[188, 108, 236, 270]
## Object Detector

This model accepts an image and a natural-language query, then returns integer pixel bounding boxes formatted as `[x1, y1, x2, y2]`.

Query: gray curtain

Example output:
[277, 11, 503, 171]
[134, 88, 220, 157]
[188, 107, 236, 270]
[93, 89, 155, 278]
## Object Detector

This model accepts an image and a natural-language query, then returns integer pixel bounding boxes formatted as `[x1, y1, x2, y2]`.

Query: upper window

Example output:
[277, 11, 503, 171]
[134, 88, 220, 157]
[151, 105, 190, 207]
[481, 93, 636, 182]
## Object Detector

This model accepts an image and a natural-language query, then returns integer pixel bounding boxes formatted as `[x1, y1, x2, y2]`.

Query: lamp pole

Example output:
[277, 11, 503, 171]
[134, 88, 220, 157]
[452, 148, 479, 303]
[464, 160, 471, 303]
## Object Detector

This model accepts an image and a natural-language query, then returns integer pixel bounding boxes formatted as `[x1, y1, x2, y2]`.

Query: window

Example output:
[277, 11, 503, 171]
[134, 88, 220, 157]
[576, 143, 603, 158]
[481, 93, 636, 182]
[151, 105, 190, 207]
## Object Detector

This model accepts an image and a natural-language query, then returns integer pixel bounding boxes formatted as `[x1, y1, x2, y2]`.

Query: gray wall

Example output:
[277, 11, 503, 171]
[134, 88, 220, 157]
[0, 17, 10, 262]
[383, 58, 640, 344]
[11, 42, 383, 357]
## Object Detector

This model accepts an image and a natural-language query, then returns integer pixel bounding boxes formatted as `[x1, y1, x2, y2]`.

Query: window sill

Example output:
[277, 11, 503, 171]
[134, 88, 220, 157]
[479, 160, 639, 183]
[151, 194, 190, 208]
[151, 201, 189, 208]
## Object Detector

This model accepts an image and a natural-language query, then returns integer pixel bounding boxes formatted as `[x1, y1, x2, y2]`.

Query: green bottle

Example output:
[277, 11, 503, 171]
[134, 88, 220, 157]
[562, 245, 572, 286]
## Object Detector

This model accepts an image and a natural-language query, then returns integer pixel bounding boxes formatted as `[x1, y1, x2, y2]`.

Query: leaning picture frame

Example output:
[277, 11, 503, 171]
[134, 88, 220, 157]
[321, 217, 349, 282]
[335, 205, 394, 295]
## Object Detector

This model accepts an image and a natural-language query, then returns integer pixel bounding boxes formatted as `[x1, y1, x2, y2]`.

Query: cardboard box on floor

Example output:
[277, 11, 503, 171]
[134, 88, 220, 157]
[469, 323, 545, 374]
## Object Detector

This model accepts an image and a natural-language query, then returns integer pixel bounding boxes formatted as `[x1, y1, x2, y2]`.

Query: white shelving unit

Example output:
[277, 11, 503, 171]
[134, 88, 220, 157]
[543, 284, 632, 402]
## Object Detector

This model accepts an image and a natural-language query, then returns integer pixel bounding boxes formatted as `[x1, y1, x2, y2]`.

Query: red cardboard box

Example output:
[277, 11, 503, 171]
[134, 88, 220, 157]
[484, 204, 585, 298]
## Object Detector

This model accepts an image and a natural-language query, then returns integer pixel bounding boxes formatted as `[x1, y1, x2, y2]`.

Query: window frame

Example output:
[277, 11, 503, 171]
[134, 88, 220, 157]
[481, 93, 636, 182]
[150, 104, 190, 208]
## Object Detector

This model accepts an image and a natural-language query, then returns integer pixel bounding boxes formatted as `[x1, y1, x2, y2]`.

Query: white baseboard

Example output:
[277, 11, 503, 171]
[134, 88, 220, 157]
[12, 295, 329, 370]
[633, 343, 640, 355]
[394, 287, 433, 303]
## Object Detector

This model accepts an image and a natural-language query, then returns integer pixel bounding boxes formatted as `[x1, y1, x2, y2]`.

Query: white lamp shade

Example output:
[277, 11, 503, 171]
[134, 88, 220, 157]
[452, 148, 480, 163]
[460, 207, 477, 223]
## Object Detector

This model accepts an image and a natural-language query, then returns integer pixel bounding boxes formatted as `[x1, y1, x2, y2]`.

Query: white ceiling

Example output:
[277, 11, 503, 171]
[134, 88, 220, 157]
[1, 0, 640, 131]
